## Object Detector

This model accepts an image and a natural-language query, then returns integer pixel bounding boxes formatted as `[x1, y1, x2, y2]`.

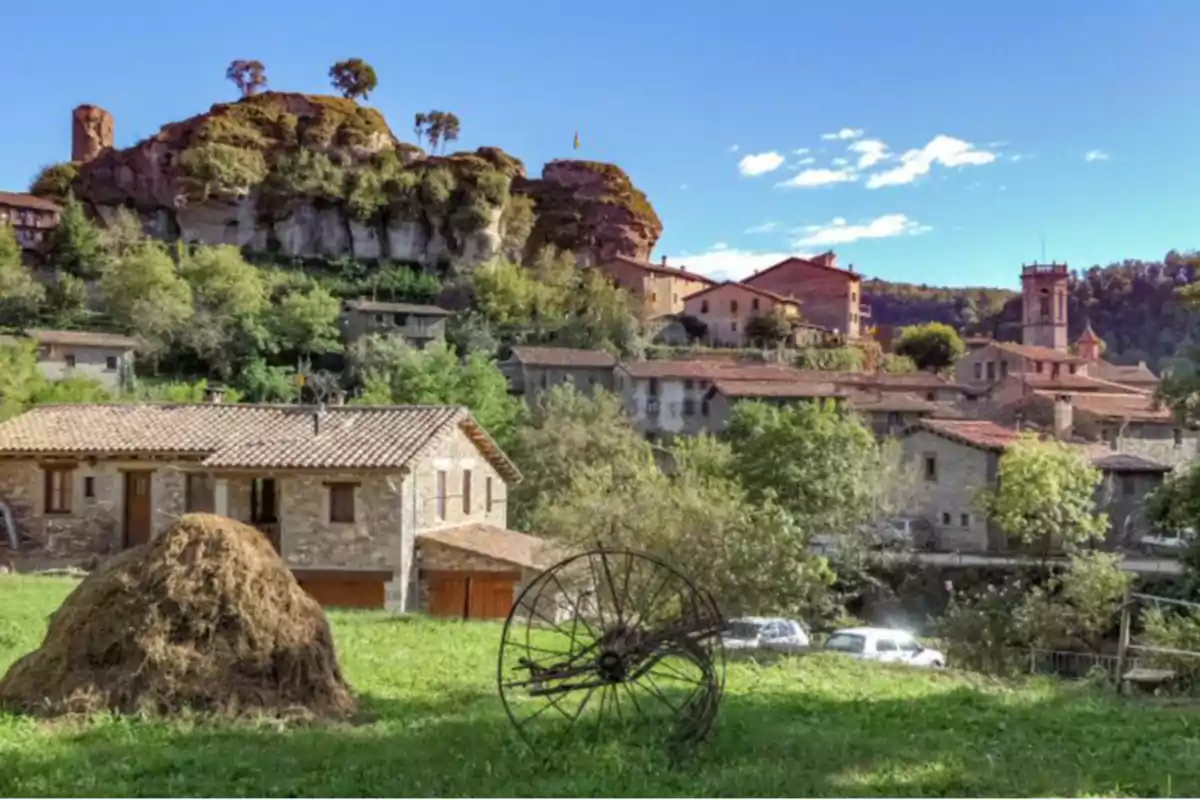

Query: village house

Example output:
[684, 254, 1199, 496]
[0, 329, 139, 392]
[681, 281, 802, 348]
[595, 255, 715, 317]
[0, 400, 557, 618]
[742, 252, 869, 340]
[499, 346, 619, 400]
[0, 191, 60, 253]
[339, 298, 453, 348]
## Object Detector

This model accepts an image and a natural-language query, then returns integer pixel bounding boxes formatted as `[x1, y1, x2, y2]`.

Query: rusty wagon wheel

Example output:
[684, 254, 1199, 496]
[497, 546, 726, 755]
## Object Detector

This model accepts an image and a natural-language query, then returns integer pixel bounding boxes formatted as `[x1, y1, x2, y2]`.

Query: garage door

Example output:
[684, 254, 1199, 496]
[425, 571, 517, 619]
[293, 570, 391, 609]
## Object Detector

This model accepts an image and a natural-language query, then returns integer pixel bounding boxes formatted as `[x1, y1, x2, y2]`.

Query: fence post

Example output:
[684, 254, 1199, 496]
[1115, 584, 1132, 694]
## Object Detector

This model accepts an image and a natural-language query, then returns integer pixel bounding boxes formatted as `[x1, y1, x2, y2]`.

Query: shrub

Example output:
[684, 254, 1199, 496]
[179, 143, 268, 200]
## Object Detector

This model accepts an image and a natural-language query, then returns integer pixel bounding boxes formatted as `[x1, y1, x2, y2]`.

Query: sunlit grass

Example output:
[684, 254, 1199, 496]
[1, 575, 1199, 797]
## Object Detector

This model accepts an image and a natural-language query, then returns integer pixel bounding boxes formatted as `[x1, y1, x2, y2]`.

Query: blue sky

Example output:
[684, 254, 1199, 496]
[3, 1, 1199, 289]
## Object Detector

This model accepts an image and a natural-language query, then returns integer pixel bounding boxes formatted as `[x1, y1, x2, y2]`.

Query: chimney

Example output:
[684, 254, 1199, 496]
[203, 385, 225, 404]
[313, 403, 327, 435]
[1053, 393, 1073, 439]
[330, 390, 346, 407]
[661, 255, 668, 267]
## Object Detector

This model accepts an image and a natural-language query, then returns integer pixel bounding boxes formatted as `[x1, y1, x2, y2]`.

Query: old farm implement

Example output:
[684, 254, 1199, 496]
[497, 547, 726, 754]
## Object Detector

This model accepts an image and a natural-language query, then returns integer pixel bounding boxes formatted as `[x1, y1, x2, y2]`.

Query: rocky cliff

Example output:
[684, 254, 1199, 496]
[39, 93, 661, 270]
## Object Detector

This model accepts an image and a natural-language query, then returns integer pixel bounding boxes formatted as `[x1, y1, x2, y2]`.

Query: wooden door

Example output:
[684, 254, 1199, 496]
[299, 578, 385, 609]
[123, 471, 153, 548]
[427, 574, 469, 617]
[468, 576, 515, 620]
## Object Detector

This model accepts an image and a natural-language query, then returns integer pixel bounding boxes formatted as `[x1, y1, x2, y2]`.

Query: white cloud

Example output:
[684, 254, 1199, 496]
[832, 157, 850, 166]
[777, 167, 858, 188]
[848, 138, 890, 169]
[712, 241, 729, 250]
[865, 135, 997, 189]
[794, 156, 816, 166]
[793, 213, 931, 247]
[738, 151, 786, 177]
[821, 127, 864, 141]
[676, 247, 810, 282]
[1085, 149, 1110, 162]
[744, 220, 779, 234]
[792, 147, 810, 155]
[728, 144, 740, 153]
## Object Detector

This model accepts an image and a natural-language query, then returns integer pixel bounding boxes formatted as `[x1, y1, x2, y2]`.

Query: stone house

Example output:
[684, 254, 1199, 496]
[701, 380, 847, 433]
[682, 282, 802, 348]
[955, 340, 1088, 387]
[0, 401, 557, 618]
[0, 329, 139, 392]
[1092, 453, 1172, 547]
[0, 191, 60, 252]
[842, 389, 944, 439]
[741, 252, 869, 340]
[499, 346, 618, 401]
[595, 255, 714, 317]
[339, 298, 453, 348]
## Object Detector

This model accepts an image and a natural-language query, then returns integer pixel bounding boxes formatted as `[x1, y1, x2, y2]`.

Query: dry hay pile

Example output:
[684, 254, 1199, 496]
[0, 513, 356, 718]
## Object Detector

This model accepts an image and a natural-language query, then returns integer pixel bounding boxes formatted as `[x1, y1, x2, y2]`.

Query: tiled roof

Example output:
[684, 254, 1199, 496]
[1092, 359, 1159, 387]
[418, 523, 566, 570]
[622, 360, 801, 381]
[1066, 392, 1175, 423]
[912, 419, 1023, 451]
[25, 329, 140, 349]
[830, 371, 960, 390]
[989, 340, 1085, 364]
[744, 254, 861, 283]
[0, 191, 60, 213]
[342, 299, 453, 316]
[844, 390, 940, 413]
[509, 346, 618, 368]
[0, 403, 521, 480]
[712, 380, 844, 399]
[1077, 325, 1102, 344]
[603, 255, 716, 285]
[1020, 373, 1148, 394]
[1091, 453, 1172, 473]
[683, 280, 802, 308]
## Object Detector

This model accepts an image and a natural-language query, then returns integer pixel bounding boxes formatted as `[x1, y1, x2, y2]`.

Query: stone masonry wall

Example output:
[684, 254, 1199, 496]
[413, 425, 509, 532]
[902, 431, 992, 552]
[281, 472, 406, 571]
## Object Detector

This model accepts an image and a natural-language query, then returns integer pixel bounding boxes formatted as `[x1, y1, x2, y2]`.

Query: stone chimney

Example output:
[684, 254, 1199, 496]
[814, 251, 838, 268]
[313, 403, 327, 435]
[203, 385, 225, 404]
[1053, 393, 1074, 439]
[71, 105, 114, 164]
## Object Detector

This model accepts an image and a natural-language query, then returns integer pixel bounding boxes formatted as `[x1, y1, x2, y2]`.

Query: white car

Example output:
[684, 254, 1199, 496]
[823, 626, 946, 668]
[722, 617, 811, 653]
[1141, 529, 1193, 555]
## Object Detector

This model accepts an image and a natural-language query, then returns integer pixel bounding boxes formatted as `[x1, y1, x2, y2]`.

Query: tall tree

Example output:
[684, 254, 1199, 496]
[0, 224, 46, 326]
[328, 59, 377, 100]
[98, 242, 194, 359]
[893, 321, 966, 372]
[272, 284, 342, 358]
[433, 111, 461, 154]
[744, 309, 793, 348]
[977, 433, 1109, 556]
[178, 245, 271, 378]
[225, 60, 268, 98]
[47, 193, 107, 279]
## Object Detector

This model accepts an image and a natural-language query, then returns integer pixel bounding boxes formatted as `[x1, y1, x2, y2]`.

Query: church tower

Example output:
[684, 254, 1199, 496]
[1020, 262, 1069, 351]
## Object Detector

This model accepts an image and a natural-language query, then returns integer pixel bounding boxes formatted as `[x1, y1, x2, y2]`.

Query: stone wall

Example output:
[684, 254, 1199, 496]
[413, 425, 509, 532]
[901, 431, 992, 552]
[280, 472, 406, 571]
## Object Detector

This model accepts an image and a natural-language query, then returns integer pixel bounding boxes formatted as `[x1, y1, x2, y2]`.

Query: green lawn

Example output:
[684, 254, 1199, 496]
[2, 575, 1199, 797]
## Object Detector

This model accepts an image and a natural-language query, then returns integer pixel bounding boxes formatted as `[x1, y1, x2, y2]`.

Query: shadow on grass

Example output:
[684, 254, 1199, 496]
[3, 676, 1200, 797]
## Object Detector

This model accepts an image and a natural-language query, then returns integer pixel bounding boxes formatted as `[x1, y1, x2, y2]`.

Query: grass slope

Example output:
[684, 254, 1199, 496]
[1, 575, 1199, 797]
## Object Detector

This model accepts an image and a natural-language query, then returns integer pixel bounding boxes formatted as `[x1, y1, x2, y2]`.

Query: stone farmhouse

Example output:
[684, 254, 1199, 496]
[498, 346, 619, 400]
[0, 329, 139, 392]
[595, 255, 715, 318]
[682, 281, 802, 348]
[339, 298, 453, 349]
[741, 252, 869, 340]
[0, 400, 557, 618]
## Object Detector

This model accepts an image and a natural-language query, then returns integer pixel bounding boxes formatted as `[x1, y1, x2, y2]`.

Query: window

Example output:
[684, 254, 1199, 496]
[886, 412, 901, 429]
[895, 634, 922, 654]
[925, 391, 936, 401]
[1175, 428, 1184, 447]
[374, 313, 384, 324]
[486, 477, 494, 513]
[731, 300, 739, 313]
[1051, 363, 1060, 378]
[700, 300, 709, 314]
[1069, 364, 1077, 374]
[649, 292, 657, 302]
[43, 466, 73, 514]
[684, 379, 694, 390]
[393, 313, 408, 326]
[973, 363, 982, 380]
[1039, 291, 1050, 318]
[851, 290, 858, 302]
[1035, 361, 1044, 374]
[64, 354, 76, 369]
[329, 483, 356, 523]
[462, 469, 472, 514]
[701, 399, 710, 417]
[436, 470, 447, 520]
[1121, 475, 1136, 497]
[876, 638, 898, 653]
[673, 294, 679, 304]
[941, 511, 951, 525]
[539, 372, 547, 389]
[752, 298, 760, 311]
[731, 321, 738, 332]
[924, 454, 938, 481]
[185, 474, 214, 513]
[960, 513, 970, 528]
[986, 362, 995, 381]
[1000, 360, 1009, 378]
[648, 378, 659, 396]
[105, 355, 118, 371]
[824, 633, 865, 654]
[683, 398, 696, 416]
[588, 375, 596, 386]
[84, 476, 95, 499]
[250, 478, 278, 524]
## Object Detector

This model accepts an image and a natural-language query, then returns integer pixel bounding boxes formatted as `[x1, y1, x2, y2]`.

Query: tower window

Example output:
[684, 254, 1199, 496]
[1039, 292, 1050, 318]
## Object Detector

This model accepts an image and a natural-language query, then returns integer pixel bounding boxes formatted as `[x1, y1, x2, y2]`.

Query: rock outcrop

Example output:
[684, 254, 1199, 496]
[59, 93, 663, 270]
[71, 105, 114, 164]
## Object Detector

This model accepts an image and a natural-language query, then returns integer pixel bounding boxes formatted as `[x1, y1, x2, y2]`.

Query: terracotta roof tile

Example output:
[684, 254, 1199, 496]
[0, 403, 521, 480]
[713, 380, 844, 399]
[844, 390, 939, 413]
[913, 419, 1023, 451]
[1091, 452, 1172, 473]
[744, 254, 861, 283]
[684, 280, 802, 309]
[622, 360, 801, 381]
[604, 255, 716, 285]
[26, 329, 140, 349]
[1021, 373, 1148, 393]
[0, 191, 60, 213]
[1092, 360, 1159, 386]
[418, 523, 566, 570]
[510, 346, 618, 368]
[342, 299, 453, 316]
[989, 340, 1085, 364]
[1066, 392, 1175, 423]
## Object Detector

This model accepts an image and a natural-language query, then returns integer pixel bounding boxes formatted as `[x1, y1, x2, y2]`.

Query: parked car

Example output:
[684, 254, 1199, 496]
[823, 626, 946, 668]
[722, 617, 811, 653]
[1141, 529, 1194, 556]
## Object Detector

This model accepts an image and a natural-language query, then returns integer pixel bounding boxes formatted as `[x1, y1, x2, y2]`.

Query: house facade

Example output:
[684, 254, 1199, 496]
[499, 346, 618, 400]
[0, 401, 553, 618]
[742, 252, 868, 339]
[28, 329, 138, 391]
[682, 282, 802, 348]
[339, 298, 453, 348]
[595, 255, 714, 317]
[0, 191, 60, 252]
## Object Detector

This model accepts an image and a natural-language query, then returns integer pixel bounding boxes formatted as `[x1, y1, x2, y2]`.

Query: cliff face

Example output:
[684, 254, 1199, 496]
[62, 93, 661, 269]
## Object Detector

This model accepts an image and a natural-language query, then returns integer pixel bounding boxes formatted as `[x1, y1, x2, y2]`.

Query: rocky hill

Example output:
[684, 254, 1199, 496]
[35, 92, 662, 271]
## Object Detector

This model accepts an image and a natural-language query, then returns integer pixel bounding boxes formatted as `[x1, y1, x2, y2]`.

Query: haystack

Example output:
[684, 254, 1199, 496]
[0, 513, 356, 718]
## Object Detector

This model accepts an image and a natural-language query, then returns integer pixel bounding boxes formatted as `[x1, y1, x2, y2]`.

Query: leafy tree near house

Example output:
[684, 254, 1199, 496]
[47, 194, 107, 279]
[0, 224, 45, 326]
[98, 241, 194, 360]
[178, 245, 271, 378]
[328, 59, 377, 100]
[225, 59, 268, 98]
[271, 283, 342, 358]
[744, 309, 793, 348]
[893, 321, 965, 372]
[977, 433, 1108, 556]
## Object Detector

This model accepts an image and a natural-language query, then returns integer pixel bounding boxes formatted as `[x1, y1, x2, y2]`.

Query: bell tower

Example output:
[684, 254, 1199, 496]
[1020, 262, 1069, 351]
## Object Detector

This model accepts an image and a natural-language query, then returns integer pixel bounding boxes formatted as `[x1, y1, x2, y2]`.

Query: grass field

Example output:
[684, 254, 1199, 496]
[2, 575, 1200, 797]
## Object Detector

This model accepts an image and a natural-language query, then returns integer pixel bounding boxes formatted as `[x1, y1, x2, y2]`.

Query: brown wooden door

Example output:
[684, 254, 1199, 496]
[299, 579, 384, 609]
[468, 576, 515, 620]
[428, 575, 469, 618]
[123, 471, 153, 548]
